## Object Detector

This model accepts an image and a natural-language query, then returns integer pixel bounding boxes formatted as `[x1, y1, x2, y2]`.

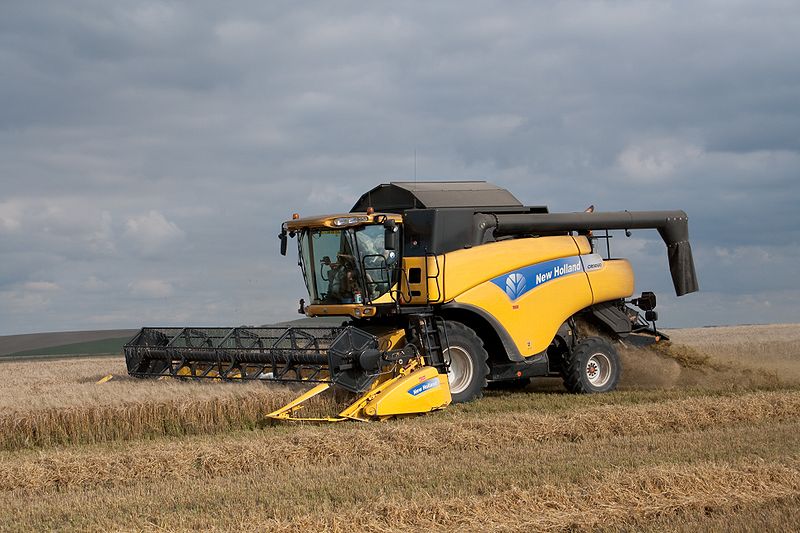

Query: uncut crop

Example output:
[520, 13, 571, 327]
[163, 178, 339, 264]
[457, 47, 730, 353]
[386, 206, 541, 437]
[0, 356, 333, 449]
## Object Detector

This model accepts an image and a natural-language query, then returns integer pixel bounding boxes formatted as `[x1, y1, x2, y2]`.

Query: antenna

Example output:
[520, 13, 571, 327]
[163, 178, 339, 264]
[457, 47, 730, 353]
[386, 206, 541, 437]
[414, 148, 417, 182]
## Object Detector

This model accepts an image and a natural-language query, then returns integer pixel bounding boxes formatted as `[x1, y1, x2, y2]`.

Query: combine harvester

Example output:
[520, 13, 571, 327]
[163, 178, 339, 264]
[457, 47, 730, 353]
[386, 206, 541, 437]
[125, 182, 698, 421]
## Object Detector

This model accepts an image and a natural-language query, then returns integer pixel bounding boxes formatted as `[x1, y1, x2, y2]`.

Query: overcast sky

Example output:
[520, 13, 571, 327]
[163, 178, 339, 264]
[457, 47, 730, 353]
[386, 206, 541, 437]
[1, 1, 799, 334]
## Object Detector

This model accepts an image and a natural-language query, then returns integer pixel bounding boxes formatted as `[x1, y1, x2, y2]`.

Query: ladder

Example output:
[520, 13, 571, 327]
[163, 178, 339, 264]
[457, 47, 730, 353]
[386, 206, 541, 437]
[411, 312, 449, 374]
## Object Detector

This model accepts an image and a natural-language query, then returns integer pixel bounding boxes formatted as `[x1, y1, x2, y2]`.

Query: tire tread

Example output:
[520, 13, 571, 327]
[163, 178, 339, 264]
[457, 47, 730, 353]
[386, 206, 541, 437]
[442, 321, 490, 403]
[563, 336, 621, 394]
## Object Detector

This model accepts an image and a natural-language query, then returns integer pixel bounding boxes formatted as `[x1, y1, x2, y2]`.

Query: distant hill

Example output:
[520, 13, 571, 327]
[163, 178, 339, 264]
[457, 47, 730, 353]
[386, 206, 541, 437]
[0, 322, 339, 360]
[0, 329, 137, 358]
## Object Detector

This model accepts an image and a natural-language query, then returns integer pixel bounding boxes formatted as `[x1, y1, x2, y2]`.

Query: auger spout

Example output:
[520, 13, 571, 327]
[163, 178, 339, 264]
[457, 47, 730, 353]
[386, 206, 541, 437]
[476, 210, 698, 296]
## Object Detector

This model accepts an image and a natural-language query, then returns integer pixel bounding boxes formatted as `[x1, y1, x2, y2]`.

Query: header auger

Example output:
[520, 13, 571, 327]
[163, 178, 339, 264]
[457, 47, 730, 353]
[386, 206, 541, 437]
[125, 181, 698, 421]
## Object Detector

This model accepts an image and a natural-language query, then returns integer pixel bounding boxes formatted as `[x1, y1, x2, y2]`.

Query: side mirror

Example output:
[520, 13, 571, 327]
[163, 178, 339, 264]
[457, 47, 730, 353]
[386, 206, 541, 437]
[279, 230, 288, 256]
[384, 220, 399, 251]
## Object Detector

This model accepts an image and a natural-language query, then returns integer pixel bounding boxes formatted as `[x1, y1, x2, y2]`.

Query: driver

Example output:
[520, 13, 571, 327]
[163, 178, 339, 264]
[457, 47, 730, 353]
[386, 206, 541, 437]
[325, 253, 359, 303]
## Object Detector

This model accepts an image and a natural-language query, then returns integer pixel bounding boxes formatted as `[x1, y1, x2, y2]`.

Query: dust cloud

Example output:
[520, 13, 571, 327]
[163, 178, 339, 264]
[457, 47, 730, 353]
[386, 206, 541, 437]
[618, 338, 788, 391]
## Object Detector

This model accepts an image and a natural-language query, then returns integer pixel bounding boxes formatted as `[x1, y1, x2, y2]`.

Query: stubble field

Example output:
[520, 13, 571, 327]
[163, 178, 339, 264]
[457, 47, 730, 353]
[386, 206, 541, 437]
[0, 323, 798, 531]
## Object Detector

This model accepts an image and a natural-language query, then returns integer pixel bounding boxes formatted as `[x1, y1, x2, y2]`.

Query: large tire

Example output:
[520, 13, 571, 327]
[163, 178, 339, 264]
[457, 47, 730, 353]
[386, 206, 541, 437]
[441, 321, 490, 403]
[562, 336, 621, 393]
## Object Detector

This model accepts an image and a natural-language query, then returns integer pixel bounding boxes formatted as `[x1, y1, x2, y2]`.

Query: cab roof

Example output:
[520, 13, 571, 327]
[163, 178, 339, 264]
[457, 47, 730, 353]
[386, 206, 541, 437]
[351, 181, 524, 213]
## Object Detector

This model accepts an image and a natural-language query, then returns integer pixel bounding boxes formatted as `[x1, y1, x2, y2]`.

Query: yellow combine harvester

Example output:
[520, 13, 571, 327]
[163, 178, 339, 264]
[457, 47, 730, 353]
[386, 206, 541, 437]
[125, 181, 698, 421]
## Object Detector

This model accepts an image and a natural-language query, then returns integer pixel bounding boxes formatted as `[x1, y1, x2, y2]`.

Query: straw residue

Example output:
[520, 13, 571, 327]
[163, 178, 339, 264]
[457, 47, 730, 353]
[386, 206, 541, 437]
[261, 460, 800, 532]
[1, 389, 796, 492]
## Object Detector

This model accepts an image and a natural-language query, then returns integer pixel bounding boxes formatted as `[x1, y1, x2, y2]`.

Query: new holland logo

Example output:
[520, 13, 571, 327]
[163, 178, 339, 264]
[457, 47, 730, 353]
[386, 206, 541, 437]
[490, 254, 604, 302]
[408, 377, 440, 396]
[505, 272, 526, 300]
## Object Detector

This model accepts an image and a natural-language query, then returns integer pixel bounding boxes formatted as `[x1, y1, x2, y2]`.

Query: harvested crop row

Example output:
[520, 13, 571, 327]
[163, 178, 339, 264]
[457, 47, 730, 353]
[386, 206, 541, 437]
[641, 494, 800, 533]
[2, 415, 797, 531]
[2, 390, 797, 491]
[261, 459, 800, 533]
[5, 448, 796, 532]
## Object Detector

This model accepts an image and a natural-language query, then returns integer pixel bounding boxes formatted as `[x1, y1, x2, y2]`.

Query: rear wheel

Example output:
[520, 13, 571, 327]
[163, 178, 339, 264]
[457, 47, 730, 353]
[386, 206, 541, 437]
[441, 321, 489, 403]
[562, 336, 621, 393]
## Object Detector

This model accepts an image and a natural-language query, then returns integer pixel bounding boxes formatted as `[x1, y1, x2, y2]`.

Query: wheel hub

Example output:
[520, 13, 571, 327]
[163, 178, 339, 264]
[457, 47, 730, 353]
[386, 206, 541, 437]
[446, 346, 475, 395]
[585, 352, 612, 387]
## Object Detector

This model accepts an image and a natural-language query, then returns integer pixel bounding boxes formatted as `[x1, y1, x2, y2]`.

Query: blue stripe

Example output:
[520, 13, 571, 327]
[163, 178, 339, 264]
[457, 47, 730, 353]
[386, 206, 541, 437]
[490, 254, 594, 302]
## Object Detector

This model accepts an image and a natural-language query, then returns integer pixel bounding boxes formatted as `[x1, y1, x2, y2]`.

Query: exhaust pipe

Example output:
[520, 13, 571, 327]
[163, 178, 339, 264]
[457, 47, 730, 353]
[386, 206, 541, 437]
[474, 210, 699, 296]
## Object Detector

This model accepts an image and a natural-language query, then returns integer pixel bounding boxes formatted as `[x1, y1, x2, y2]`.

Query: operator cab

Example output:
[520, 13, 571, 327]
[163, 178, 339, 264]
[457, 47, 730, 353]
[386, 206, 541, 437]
[300, 224, 397, 304]
[281, 213, 402, 315]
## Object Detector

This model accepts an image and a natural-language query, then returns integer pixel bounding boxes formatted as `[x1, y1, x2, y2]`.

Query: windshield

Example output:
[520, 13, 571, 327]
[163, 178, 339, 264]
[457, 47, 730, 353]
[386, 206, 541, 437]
[299, 225, 396, 304]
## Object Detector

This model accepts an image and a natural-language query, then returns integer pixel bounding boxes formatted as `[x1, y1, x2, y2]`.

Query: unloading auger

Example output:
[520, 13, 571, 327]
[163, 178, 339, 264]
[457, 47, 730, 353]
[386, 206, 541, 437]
[125, 181, 698, 421]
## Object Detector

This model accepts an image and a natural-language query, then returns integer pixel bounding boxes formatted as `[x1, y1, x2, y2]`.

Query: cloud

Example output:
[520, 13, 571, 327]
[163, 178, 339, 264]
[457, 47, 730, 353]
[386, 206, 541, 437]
[0, 1, 799, 333]
[463, 114, 525, 140]
[0, 202, 22, 233]
[81, 276, 110, 292]
[214, 19, 265, 46]
[86, 211, 116, 255]
[123, 210, 185, 257]
[0, 289, 52, 315]
[617, 139, 703, 182]
[128, 279, 174, 299]
[22, 281, 61, 291]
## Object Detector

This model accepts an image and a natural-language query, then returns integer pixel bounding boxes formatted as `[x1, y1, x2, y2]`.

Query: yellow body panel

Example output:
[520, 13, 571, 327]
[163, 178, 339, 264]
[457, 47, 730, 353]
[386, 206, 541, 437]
[305, 303, 378, 319]
[397, 256, 442, 304]
[266, 382, 334, 421]
[365, 366, 451, 417]
[454, 268, 594, 356]
[266, 358, 451, 422]
[442, 236, 590, 301]
[370, 326, 407, 351]
[586, 259, 635, 303]
[370, 291, 396, 305]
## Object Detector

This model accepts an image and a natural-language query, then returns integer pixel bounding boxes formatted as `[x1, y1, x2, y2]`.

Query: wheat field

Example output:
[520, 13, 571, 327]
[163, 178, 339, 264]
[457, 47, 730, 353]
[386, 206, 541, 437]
[0, 323, 798, 531]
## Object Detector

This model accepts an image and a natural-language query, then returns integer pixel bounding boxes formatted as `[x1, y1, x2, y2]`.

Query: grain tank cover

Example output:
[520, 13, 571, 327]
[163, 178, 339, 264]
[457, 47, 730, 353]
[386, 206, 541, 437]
[351, 181, 523, 213]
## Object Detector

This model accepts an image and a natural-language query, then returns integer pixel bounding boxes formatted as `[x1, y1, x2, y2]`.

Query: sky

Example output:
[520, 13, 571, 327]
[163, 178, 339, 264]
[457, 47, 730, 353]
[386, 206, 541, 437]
[1, 1, 799, 335]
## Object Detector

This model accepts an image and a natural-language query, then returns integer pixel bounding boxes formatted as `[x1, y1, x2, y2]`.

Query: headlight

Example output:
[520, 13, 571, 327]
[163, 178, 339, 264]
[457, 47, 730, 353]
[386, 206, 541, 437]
[332, 216, 369, 226]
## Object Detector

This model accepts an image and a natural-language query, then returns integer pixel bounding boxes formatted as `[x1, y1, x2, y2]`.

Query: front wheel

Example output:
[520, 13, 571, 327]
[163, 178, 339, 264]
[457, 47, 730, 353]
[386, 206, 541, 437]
[441, 321, 489, 403]
[562, 336, 621, 393]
